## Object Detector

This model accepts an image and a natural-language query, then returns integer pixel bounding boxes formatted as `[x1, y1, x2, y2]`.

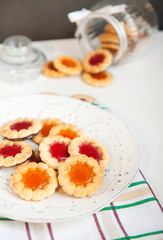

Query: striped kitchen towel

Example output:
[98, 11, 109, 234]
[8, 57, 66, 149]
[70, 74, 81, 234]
[0, 169, 162, 240]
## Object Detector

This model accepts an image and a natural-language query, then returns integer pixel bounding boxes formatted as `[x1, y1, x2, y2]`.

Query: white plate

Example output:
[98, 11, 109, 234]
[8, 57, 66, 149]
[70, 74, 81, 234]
[0, 95, 140, 222]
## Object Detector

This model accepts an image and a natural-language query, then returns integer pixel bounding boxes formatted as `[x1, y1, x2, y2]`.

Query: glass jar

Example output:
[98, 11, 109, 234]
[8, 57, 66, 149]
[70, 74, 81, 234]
[0, 35, 46, 83]
[68, 0, 158, 64]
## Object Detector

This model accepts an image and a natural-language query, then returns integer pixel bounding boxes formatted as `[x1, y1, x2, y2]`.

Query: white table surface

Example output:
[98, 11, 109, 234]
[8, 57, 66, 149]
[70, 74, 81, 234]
[0, 32, 163, 205]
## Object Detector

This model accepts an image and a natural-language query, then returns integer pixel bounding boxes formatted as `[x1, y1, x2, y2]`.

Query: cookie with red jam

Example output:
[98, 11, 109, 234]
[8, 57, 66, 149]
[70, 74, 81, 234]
[11, 162, 58, 201]
[53, 56, 82, 76]
[82, 71, 113, 87]
[0, 118, 42, 140]
[82, 49, 113, 74]
[68, 136, 110, 170]
[58, 155, 103, 197]
[32, 118, 62, 144]
[0, 140, 32, 167]
[39, 135, 71, 169]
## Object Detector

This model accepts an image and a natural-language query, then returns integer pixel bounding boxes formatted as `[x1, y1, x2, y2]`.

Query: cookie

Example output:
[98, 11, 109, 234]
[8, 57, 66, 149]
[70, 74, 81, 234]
[98, 33, 119, 44]
[53, 56, 82, 76]
[11, 162, 58, 201]
[32, 118, 62, 144]
[71, 94, 96, 103]
[101, 43, 119, 50]
[82, 71, 113, 87]
[49, 123, 84, 141]
[39, 135, 71, 169]
[68, 136, 110, 170]
[0, 140, 32, 167]
[0, 118, 42, 140]
[58, 155, 103, 197]
[42, 61, 66, 78]
[82, 49, 113, 74]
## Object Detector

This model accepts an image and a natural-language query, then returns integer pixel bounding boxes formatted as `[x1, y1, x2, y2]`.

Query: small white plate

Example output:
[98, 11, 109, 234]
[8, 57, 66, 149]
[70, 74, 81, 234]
[0, 95, 139, 222]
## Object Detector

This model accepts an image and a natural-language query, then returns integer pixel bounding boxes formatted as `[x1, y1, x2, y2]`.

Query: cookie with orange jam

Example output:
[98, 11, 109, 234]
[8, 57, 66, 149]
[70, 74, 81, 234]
[58, 155, 103, 197]
[0, 118, 42, 140]
[39, 135, 71, 169]
[82, 49, 112, 74]
[82, 71, 113, 87]
[49, 123, 84, 141]
[0, 140, 32, 167]
[11, 162, 58, 201]
[32, 118, 62, 144]
[42, 61, 66, 78]
[53, 56, 82, 76]
[68, 136, 110, 170]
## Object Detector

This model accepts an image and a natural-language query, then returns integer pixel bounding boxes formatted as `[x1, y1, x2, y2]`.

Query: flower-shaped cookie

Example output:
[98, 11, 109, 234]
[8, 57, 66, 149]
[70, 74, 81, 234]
[50, 123, 84, 141]
[82, 71, 113, 87]
[0, 140, 32, 167]
[68, 136, 110, 170]
[82, 49, 113, 74]
[58, 155, 103, 197]
[1, 118, 42, 140]
[39, 135, 71, 169]
[32, 118, 62, 144]
[11, 162, 58, 201]
[71, 94, 96, 103]
[42, 61, 66, 78]
[53, 56, 82, 76]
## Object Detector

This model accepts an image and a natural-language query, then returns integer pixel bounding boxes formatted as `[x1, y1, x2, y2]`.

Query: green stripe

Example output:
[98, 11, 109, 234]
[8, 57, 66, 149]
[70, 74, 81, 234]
[92, 103, 109, 111]
[128, 181, 147, 188]
[113, 230, 163, 240]
[100, 197, 158, 211]
[0, 217, 14, 221]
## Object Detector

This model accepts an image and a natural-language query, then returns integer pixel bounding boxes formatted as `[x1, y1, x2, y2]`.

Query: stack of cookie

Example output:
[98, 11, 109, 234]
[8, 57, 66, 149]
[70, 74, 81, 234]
[98, 22, 138, 55]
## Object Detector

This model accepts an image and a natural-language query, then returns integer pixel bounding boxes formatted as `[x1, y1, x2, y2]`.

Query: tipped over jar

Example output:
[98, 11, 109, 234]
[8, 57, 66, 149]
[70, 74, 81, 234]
[68, 0, 158, 64]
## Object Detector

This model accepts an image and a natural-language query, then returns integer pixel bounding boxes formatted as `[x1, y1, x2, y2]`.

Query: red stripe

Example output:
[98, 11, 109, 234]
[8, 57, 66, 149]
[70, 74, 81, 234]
[93, 213, 106, 240]
[110, 202, 128, 238]
[139, 169, 163, 212]
[47, 223, 55, 240]
[25, 222, 32, 240]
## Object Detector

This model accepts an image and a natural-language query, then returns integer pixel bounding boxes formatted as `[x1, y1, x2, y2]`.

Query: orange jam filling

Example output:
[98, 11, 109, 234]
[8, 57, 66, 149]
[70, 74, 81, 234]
[69, 163, 94, 186]
[41, 123, 57, 137]
[48, 61, 55, 70]
[23, 169, 48, 190]
[61, 58, 77, 68]
[58, 129, 78, 140]
[91, 72, 107, 80]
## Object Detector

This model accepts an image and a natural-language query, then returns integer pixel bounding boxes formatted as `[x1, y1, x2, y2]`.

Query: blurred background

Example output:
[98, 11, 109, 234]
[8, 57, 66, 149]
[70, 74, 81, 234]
[0, 0, 162, 43]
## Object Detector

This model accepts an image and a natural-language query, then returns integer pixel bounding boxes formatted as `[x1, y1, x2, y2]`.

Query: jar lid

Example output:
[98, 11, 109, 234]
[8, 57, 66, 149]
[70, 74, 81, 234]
[0, 35, 46, 83]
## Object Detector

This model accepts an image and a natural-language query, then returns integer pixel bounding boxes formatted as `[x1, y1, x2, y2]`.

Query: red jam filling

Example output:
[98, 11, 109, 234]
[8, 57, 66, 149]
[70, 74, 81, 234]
[0, 144, 22, 158]
[61, 58, 77, 68]
[89, 53, 105, 66]
[10, 121, 32, 132]
[91, 72, 107, 80]
[79, 143, 102, 161]
[23, 169, 48, 190]
[49, 142, 70, 162]
[69, 163, 94, 186]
